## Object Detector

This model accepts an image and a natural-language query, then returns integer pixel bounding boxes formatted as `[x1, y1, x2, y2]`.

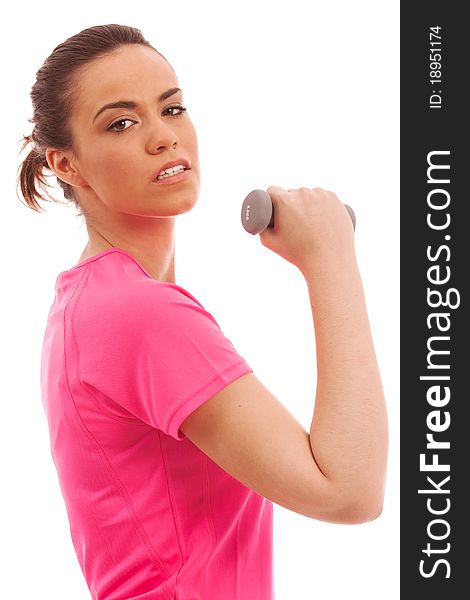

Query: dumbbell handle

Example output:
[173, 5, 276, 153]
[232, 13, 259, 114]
[241, 189, 356, 235]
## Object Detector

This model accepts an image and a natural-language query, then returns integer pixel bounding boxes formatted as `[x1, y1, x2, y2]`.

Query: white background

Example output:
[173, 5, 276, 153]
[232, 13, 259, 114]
[2, 1, 399, 598]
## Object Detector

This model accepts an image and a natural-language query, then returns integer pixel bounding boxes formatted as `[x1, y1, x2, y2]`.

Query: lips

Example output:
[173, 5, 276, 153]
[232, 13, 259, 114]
[155, 158, 191, 180]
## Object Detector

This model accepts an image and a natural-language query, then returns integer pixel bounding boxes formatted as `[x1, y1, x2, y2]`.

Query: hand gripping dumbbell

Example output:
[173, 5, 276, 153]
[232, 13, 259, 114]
[241, 189, 356, 235]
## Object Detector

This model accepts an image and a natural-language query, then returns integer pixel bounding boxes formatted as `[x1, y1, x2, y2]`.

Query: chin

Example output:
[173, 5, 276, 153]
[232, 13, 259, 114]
[175, 194, 198, 215]
[148, 193, 199, 217]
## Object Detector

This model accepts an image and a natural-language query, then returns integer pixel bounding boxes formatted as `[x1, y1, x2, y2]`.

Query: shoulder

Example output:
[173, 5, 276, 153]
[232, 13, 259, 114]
[76, 268, 220, 339]
[118, 279, 213, 323]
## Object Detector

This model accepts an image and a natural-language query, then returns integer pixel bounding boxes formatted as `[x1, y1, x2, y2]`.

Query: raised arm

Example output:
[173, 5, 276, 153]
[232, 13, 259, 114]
[181, 186, 388, 524]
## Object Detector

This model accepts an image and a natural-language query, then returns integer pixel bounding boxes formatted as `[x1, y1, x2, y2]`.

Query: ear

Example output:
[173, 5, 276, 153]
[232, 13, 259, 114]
[45, 148, 88, 189]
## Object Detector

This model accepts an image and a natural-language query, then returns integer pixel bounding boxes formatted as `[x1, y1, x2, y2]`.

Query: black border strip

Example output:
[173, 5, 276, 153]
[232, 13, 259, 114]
[400, 4, 468, 597]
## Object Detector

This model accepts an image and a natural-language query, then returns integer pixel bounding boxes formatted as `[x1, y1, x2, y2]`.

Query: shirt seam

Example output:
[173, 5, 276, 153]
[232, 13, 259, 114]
[157, 430, 186, 593]
[72, 263, 149, 425]
[66, 263, 174, 600]
[202, 454, 217, 600]
[165, 357, 250, 434]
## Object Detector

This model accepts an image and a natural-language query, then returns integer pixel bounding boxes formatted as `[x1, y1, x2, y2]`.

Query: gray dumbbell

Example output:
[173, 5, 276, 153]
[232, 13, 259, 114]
[241, 189, 356, 235]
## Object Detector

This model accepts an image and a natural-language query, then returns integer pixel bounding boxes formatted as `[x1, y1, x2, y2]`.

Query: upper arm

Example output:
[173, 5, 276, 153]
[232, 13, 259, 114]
[180, 372, 343, 522]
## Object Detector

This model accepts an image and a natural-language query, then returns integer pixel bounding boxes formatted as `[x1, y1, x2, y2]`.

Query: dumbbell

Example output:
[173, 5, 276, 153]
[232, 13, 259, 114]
[241, 189, 356, 235]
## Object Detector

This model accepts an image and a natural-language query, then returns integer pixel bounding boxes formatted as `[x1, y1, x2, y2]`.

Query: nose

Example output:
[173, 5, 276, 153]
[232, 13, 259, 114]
[146, 118, 178, 154]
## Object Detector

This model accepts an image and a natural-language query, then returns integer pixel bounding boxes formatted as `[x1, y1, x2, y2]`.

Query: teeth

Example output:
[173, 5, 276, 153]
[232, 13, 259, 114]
[157, 164, 185, 179]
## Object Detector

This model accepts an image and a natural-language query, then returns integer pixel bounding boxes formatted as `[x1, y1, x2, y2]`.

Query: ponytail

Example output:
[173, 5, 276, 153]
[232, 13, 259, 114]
[17, 134, 59, 212]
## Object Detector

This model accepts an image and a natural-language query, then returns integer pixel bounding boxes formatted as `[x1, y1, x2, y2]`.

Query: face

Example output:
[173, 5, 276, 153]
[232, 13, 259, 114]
[60, 44, 200, 217]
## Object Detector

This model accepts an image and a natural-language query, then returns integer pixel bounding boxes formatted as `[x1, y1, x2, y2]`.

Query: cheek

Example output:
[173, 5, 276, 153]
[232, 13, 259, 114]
[95, 147, 139, 187]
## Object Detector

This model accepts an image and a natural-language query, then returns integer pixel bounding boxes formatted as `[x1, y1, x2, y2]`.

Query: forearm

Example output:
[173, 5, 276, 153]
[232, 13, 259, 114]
[301, 251, 388, 517]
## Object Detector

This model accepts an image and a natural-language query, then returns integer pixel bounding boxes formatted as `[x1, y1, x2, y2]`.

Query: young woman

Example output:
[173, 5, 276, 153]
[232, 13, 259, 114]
[18, 24, 388, 600]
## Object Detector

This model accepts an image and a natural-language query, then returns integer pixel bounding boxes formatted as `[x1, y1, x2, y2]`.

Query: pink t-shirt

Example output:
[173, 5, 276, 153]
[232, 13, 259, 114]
[40, 248, 274, 600]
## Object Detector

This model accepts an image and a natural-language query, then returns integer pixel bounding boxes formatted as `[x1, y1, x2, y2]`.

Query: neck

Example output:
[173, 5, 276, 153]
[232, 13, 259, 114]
[80, 221, 177, 284]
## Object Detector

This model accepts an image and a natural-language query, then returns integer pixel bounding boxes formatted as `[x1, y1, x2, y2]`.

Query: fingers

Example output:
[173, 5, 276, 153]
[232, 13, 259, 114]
[266, 185, 287, 198]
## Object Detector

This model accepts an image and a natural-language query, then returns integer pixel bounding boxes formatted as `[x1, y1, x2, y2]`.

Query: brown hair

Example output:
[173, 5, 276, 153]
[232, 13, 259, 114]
[16, 24, 171, 216]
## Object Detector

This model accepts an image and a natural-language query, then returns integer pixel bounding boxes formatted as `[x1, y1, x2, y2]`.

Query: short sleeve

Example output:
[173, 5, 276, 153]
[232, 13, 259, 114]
[74, 279, 253, 440]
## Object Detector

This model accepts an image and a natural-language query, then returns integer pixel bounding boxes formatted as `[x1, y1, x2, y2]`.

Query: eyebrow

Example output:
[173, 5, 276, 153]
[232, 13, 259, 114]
[92, 87, 182, 123]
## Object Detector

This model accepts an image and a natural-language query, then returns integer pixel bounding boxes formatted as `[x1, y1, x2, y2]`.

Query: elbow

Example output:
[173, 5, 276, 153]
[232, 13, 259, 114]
[303, 475, 386, 524]
[305, 497, 384, 524]
[325, 486, 385, 524]
[343, 501, 384, 524]
[336, 493, 385, 524]
[326, 502, 383, 525]
[333, 472, 387, 524]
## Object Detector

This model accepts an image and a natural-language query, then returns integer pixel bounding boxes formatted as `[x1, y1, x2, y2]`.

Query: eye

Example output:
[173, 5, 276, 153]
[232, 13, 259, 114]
[107, 118, 136, 133]
[165, 104, 188, 117]
[107, 105, 188, 134]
